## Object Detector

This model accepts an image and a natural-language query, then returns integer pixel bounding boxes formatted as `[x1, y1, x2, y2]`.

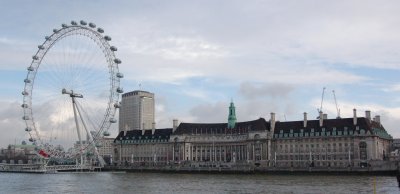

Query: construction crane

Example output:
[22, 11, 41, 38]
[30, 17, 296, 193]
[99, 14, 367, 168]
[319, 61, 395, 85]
[332, 90, 341, 119]
[317, 87, 326, 118]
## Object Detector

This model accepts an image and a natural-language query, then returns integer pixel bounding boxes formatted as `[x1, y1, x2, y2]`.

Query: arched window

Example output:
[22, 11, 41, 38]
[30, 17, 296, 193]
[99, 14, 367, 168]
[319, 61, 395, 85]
[254, 134, 261, 161]
[359, 142, 367, 160]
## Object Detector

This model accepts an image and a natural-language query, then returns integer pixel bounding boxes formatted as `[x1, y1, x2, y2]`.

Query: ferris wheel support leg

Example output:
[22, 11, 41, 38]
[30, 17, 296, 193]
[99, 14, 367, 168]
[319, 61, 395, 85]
[71, 97, 84, 167]
[75, 101, 106, 167]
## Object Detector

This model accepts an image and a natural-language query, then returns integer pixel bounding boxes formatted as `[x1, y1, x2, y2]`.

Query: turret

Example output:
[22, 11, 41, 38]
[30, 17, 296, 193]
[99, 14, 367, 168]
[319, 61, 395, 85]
[270, 112, 276, 132]
[319, 111, 323, 127]
[227, 101, 237, 129]
[353, 108, 357, 125]
[374, 115, 381, 124]
[173, 119, 178, 132]
[365, 110, 371, 121]
[152, 122, 156, 135]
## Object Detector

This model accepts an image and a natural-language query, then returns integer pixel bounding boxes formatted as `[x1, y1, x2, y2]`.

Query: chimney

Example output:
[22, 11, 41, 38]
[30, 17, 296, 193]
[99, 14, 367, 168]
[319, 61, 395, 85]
[152, 122, 156, 135]
[173, 119, 178, 132]
[323, 114, 328, 120]
[270, 112, 276, 132]
[353, 108, 357, 125]
[319, 111, 323, 127]
[375, 115, 381, 124]
[303, 112, 307, 128]
[365, 110, 371, 121]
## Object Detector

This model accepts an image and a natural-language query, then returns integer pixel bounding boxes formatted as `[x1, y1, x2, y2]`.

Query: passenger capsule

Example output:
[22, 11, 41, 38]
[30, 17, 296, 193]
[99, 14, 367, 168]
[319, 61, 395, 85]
[116, 87, 124, 93]
[110, 46, 117, 51]
[21, 104, 28, 108]
[89, 23, 96, 28]
[109, 118, 117, 123]
[61, 23, 68, 28]
[103, 131, 110, 136]
[71, 21, 77, 25]
[24, 79, 31, 83]
[45, 36, 51, 41]
[25, 127, 32, 132]
[114, 103, 121, 108]
[97, 28, 104, 33]
[32, 56, 39, 60]
[116, 72, 124, 78]
[38, 45, 45, 50]
[53, 29, 58, 33]
[114, 58, 121, 64]
[28, 138, 34, 142]
[80, 20, 87, 25]
[27, 66, 34, 71]
[22, 91, 29, 96]
[22, 115, 30, 120]
[104, 36, 111, 41]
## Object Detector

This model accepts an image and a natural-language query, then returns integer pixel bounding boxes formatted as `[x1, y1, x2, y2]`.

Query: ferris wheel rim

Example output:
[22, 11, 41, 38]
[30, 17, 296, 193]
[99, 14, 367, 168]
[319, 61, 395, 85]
[21, 20, 123, 160]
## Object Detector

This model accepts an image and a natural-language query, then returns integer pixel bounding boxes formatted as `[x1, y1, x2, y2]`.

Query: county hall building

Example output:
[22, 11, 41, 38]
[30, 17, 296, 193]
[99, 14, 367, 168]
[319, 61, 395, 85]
[113, 101, 392, 169]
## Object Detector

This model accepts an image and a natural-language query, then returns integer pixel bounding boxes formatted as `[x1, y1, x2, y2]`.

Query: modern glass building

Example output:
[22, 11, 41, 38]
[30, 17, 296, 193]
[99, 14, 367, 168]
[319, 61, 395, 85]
[119, 90, 155, 133]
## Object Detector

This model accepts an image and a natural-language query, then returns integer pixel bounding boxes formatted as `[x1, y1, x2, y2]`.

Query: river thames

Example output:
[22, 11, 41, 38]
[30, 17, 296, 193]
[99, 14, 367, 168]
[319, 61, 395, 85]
[0, 172, 399, 193]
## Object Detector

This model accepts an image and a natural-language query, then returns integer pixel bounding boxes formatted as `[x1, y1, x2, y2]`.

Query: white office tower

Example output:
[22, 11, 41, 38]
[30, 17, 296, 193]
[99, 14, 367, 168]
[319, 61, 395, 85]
[119, 90, 155, 133]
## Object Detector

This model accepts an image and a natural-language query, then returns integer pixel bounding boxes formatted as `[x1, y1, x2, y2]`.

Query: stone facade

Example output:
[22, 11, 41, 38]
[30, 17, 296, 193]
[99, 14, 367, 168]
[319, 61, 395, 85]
[113, 108, 392, 169]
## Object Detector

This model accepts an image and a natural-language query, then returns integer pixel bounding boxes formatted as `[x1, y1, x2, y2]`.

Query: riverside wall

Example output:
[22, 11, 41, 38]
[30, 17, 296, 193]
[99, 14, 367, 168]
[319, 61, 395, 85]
[103, 161, 400, 175]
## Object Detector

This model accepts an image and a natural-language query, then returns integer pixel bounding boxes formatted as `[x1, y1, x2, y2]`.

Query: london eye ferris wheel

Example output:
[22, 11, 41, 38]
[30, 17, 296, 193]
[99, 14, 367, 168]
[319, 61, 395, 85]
[21, 20, 123, 165]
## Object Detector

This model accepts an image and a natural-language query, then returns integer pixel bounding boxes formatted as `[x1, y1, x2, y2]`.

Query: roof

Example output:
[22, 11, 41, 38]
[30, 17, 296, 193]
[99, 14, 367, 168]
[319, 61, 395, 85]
[113, 117, 392, 141]
[114, 128, 173, 142]
[274, 117, 392, 139]
[173, 117, 392, 139]
[122, 90, 154, 97]
[174, 118, 269, 135]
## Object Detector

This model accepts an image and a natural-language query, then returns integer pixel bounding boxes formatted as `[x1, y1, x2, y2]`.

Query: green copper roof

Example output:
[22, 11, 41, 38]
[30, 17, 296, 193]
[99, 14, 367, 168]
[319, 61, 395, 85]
[228, 101, 237, 129]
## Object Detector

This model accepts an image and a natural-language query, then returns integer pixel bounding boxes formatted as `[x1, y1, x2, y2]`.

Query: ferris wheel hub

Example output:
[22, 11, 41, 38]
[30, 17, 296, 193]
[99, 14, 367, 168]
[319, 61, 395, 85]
[62, 88, 83, 98]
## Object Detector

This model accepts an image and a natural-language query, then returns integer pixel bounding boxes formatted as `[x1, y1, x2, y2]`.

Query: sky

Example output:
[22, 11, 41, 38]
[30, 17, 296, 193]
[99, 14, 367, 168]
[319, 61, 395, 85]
[1, 0, 400, 148]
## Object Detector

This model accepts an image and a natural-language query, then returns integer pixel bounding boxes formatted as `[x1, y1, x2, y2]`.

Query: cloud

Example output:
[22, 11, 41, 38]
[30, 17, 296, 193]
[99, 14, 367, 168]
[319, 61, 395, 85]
[382, 84, 400, 92]
[239, 82, 294, 99]
[2, 0, 400, 142]
[0, 101, 28, 148]
[121, 36, 228, 61]
[189, 102, 227, 123]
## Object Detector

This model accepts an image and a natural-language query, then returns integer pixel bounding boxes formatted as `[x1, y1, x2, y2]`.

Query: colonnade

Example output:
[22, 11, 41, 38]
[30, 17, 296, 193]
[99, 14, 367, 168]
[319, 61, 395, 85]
[173, 141, 270, 163]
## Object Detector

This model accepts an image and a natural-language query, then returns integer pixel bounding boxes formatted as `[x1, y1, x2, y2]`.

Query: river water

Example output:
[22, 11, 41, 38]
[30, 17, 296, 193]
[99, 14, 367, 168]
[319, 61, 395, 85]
[0, 172, 399, 194]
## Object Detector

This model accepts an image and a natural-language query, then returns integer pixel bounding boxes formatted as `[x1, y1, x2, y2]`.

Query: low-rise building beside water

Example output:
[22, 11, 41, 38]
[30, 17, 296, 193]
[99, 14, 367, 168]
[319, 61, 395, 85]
[0, 143, 37, 164]
[112, 102, 394, 172]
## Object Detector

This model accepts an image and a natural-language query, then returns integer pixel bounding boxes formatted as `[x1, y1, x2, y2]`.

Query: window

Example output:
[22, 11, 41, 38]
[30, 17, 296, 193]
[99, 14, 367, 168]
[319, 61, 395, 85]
[359, 142, 367, 160]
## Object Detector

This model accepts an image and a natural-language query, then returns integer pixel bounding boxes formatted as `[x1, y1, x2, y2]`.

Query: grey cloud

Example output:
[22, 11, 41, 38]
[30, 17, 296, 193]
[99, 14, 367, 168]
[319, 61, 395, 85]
[189, 102, 227, 123]
[0, 101, 27, 148]
[238, 82, 294, 100]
